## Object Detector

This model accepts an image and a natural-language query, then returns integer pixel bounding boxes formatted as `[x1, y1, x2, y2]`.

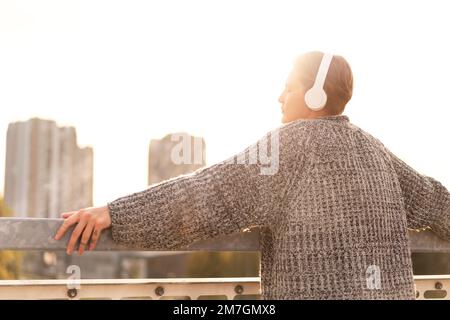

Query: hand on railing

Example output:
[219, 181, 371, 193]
[54, 206, 112, 256]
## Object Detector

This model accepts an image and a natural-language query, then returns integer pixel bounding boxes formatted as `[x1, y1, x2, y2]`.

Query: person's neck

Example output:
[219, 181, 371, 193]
[304, 110, 339, 120]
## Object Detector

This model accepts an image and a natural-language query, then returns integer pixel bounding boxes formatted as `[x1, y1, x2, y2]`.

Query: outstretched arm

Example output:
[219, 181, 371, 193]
[107, 124, 306, 250]
[55, 122, 308, 254]
[387, 149, 450, 240]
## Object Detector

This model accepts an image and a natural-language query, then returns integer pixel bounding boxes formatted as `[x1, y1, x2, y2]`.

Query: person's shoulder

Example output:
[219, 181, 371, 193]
[271, 119, 317, 151]
[346, 122, 395, 160]
[348, 122, 386, 147]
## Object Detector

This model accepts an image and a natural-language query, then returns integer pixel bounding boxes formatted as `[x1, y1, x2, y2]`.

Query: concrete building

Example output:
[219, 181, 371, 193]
[148, 132, 206, 185]
[4, 118, 93, 218]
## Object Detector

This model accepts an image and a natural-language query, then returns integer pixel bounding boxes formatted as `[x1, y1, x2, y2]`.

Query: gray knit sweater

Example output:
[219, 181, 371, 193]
[107, 115, 450, 300]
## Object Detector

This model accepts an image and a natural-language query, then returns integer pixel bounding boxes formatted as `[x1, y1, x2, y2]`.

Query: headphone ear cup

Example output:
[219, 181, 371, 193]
[304, 52, 333, 111]
[305, 87, 327, 111]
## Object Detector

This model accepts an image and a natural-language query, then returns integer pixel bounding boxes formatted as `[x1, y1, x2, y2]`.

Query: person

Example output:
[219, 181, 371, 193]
[55, 51, 450, 299]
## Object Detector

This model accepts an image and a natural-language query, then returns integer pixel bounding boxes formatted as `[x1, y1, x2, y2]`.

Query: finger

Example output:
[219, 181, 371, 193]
[61, 211, 77, 219]
[89, 228, 103, 251]
[78, 221, 95, 256]
[66, 216, 89, 255]
[54, 213, 80, 240]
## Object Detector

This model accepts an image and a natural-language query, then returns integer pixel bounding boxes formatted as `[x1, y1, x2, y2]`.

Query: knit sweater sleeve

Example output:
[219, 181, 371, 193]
[107, 123, 306, 250]
[387, 149, 450, 240]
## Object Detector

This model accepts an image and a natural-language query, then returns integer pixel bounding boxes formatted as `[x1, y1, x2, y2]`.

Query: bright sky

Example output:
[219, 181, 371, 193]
[1, 0, 449, 207]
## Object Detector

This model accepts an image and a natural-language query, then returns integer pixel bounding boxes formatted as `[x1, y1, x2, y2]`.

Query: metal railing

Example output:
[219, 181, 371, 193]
[1, 217, 450, 300]
[0, 277, 261, 300]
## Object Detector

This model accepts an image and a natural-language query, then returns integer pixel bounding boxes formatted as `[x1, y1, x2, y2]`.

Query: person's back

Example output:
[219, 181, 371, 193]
[260, 114, 440, 299]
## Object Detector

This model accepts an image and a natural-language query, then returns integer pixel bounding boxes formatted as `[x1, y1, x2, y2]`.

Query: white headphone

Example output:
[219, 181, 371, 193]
[304, 53, 333, 111]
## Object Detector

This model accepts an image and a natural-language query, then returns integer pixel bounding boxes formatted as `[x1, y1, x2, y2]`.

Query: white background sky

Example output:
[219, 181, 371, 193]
[0, 0, 449, 207]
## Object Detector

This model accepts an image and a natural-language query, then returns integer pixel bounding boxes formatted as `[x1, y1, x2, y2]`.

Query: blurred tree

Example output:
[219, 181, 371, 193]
[0, 197, 21, 279]
[186, 252, 259, 278]
[412, 252, 450, 275]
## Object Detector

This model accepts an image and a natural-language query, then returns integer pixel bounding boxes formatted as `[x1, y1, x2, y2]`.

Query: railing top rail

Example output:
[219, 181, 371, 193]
[0, 217, 260, 251]
[1, 217, 450, 253]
